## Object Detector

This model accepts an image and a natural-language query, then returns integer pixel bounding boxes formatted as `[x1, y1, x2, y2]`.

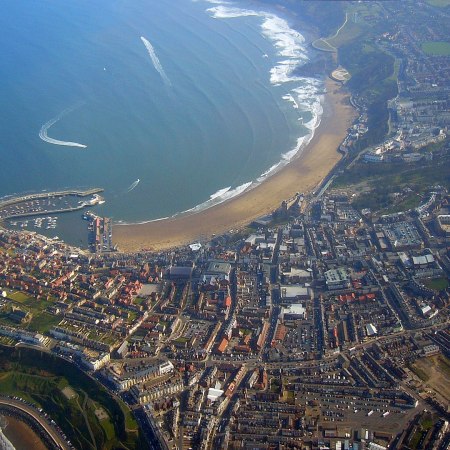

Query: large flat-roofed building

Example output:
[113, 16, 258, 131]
[280, 303, 306, 320]
[325, 268, 351, 290]
[280, 285, 313, 301]
[167, 266, 193, 279]
[204, 261, 232, 281]
[281, 267, 312, 283]
[381, 221, 423, 250]
[412, 254, 435, 268]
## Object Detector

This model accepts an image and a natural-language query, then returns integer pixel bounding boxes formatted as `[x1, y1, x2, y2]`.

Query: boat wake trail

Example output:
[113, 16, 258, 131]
[39, 104, 87, 149]
[140, 36, 172, 87]
[126, 179, 140, 193]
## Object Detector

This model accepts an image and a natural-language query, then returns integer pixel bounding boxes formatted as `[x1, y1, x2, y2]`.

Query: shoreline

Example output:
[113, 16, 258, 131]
[2, 416, 48, 450]
[113, 77, 355, 252]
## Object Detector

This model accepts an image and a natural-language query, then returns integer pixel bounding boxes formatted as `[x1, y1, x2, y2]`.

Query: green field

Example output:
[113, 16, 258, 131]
[326, 18, 363, 50]
[0, 346, 145, 450]
[422, 41, 450, 56]
[27, 312, 61, 333]
[312, 38, 336, 52]
[0, 289, 61, 333]
[423, 277, 450, 291]
[333, 136, 450, 214]
[313, 2, 385, 52]
[426, 0, 450, 7]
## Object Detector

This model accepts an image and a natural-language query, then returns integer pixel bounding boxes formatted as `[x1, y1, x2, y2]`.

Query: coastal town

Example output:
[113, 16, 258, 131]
[0, 183, 449, 449]
[0, 0, 449, 449]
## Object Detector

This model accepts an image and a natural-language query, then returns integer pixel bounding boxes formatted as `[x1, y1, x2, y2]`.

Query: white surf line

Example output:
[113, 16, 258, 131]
[126, 179, 140, 193]
[39, 105, 87, 149]
[140, 36, 172, 87]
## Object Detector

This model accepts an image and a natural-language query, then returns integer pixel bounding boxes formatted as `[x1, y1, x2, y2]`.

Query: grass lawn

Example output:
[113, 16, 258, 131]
[8, 291, 34, 303]
[426, 0, 450, 6]
[2, 289, 61, 333]
[8, 289, 57, 313]
[422, 41, 450, 56]
[409, 430, 425, 449]
[382, 193, 422, 215]
[318, 2, 384, 51]
[118, 399, 139, 432]
[0, 347, 143, 450]
[327, 19, 363, 49]
[102, 420, 116, 441]
[423, 277, 449, 291]
[27, 312, 61, 333]
[312, 38, 335, 52]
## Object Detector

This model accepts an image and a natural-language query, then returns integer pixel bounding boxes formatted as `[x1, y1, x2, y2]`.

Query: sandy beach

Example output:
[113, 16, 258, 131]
[2, 416, 48, 450]
[113, 78, 355, 252]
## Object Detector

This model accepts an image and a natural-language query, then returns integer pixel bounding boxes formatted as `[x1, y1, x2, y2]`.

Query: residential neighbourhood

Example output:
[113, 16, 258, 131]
[0, 185, 449, 449]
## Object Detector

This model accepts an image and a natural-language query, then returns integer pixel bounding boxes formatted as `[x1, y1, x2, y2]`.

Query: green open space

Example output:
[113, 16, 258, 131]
[408, 412, 440, 449]
[8, 291, 33, 303]
[339, 39, 398, 153]
[0, 309, 60, 334]
[312, 2, 385, 52]
[27, 312, 61, 333]
[326, 16, 363, 50]
[422, 41, 450, 56]
[0, 289, 62, 333]
[426, 0, 450, 7]
[7, 290, 57, 312]
[333, 140, 450, 213]
[0, 345, 146, 450]
[423, 277, 450, 291]
[312, 38, 335, 52]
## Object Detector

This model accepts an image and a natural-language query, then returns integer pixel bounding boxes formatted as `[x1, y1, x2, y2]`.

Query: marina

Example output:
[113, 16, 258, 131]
[0, 188, 104, 221]
[10, 216, 59, 230]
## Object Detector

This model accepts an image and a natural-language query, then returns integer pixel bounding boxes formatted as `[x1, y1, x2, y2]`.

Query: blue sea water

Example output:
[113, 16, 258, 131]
[0, 0, 323, 244]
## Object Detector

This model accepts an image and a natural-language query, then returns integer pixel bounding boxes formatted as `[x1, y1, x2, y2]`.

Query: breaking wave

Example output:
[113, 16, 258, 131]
[121, 1, 326, 224]
[205, 1, 324, 188]
[180, 182, 253, 215]
[209, 186, 231, 199]
[140, 36, 172, 87]
[115, 215, 170, 226]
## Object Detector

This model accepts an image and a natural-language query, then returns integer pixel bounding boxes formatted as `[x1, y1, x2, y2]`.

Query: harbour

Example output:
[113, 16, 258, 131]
[0, 188, 104, 221]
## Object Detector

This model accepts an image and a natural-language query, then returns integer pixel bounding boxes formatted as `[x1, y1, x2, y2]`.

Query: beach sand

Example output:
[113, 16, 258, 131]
[2, 416, 48, 450]
[113, 78, 355, 252]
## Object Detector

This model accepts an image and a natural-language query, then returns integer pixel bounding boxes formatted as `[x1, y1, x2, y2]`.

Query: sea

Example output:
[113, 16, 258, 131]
[0, 0, 324, 247]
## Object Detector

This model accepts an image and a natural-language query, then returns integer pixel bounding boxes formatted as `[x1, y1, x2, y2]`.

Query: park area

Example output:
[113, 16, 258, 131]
[422, 41, 450, 57]
[0, 346, 143, 450]
[0, 289, 61, 333]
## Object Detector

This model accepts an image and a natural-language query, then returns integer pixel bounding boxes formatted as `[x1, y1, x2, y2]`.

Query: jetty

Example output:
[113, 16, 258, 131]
[0, 188, 104, 220]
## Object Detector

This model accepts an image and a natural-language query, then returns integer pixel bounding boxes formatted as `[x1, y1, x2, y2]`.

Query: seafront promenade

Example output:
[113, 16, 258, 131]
[0, 397, 71, 450]
[0, 188, 104, 221]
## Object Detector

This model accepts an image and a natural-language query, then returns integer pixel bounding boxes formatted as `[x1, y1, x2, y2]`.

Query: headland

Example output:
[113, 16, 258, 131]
[113, 77, 355, 252]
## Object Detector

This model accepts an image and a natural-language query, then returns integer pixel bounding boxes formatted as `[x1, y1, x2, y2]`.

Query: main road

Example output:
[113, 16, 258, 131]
[0, 397, 71, 450]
